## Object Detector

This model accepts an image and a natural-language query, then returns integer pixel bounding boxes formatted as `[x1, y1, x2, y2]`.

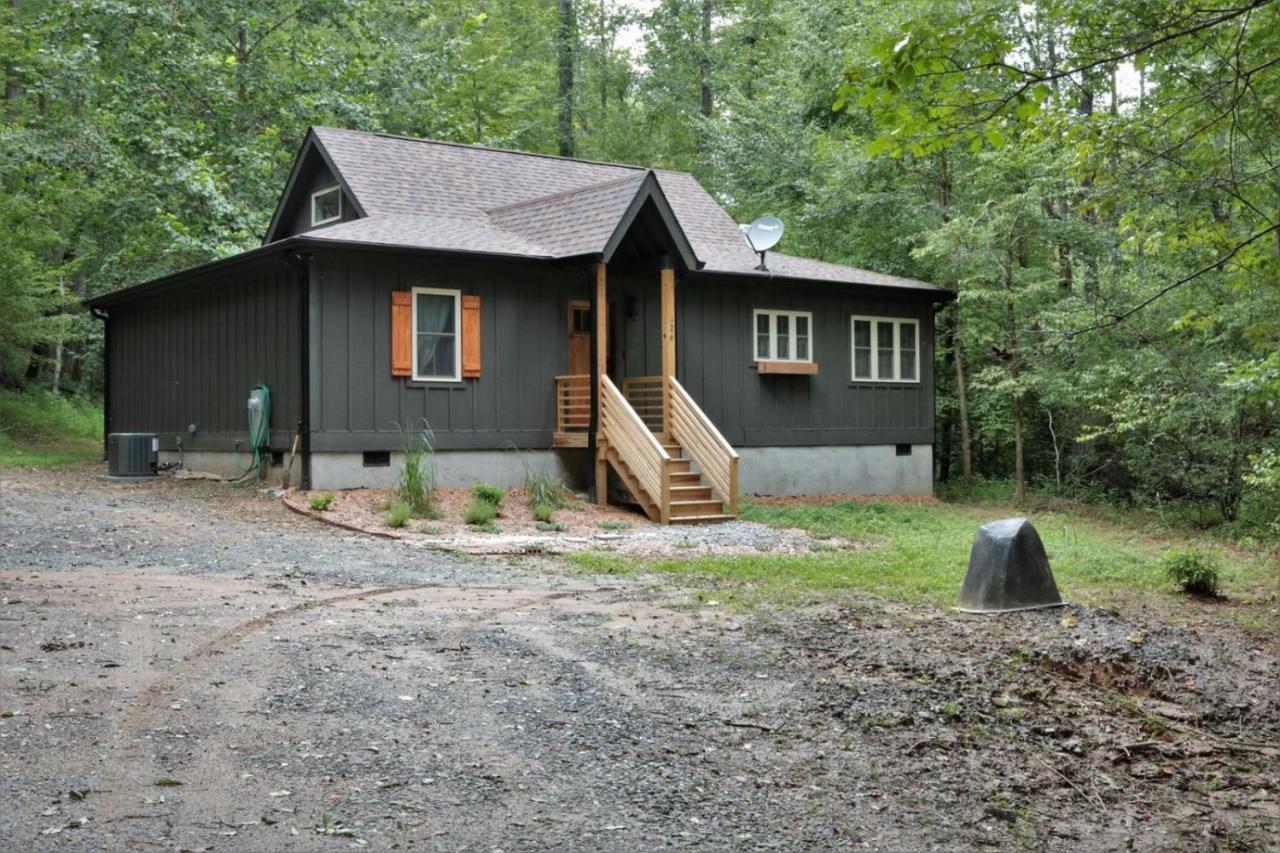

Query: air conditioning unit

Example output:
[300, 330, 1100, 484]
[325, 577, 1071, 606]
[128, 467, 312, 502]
[107, 433, 158, 477]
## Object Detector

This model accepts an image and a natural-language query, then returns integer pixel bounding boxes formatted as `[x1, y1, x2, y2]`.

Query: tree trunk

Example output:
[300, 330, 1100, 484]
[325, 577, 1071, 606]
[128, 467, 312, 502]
[937, 152, 973, 481]
[1005, 246, 1025, 504]
[556, 0, 575, 157]
[1013, 386, 1026, 505]
[953, 316, 973, 481]
[699, 0, 712, 118]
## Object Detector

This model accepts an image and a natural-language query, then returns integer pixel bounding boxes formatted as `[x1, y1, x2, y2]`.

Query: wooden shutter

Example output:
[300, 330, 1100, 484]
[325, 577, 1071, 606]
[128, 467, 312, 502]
[461, 294, 481, 378]
[391, 291, 412, 378]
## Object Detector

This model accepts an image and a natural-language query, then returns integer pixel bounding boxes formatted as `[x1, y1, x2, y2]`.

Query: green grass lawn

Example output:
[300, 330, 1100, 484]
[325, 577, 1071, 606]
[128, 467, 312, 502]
[570, 497, 1278, 616]
[0, 390, 103, 467]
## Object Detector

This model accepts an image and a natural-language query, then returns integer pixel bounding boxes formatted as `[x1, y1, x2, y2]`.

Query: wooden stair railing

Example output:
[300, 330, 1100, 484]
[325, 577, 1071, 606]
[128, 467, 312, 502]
[600, 375, 673, 523]
[621, 376, 665, 435]
[667, 376, 740, 516]
[553, 375, 590, 447]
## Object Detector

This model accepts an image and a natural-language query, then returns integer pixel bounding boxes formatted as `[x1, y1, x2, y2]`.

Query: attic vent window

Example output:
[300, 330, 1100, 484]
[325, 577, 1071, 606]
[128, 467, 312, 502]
[311, 185, 342, 227]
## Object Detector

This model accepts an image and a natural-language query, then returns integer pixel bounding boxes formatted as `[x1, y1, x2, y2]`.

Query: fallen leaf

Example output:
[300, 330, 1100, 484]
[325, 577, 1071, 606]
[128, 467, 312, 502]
[153, 778, 184, 787]
[1060, 613, 1077, 628]
[1126, 631, 1144, 645]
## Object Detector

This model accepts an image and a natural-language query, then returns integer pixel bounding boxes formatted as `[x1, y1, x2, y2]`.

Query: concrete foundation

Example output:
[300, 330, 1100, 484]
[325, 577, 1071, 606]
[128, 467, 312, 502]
[309, 449, 578, 491]
[160, 450, 266, 479]
[160, 445, 932, 496]
[736, 445, 933, 496]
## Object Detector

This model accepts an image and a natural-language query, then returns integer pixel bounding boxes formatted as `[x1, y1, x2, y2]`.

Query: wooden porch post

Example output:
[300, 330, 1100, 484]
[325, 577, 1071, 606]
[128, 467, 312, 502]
[595, 262, 609, 506]
[660, 266, 675, 434]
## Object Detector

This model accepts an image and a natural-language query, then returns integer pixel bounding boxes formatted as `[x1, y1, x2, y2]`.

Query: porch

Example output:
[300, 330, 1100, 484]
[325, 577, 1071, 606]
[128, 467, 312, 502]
[552, 263, 739, 524]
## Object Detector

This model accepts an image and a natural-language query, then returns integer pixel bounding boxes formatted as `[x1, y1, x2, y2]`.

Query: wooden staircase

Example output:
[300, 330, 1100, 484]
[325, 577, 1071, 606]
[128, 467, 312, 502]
[557, 374, 739, 525]
[661, 439, 733, 522]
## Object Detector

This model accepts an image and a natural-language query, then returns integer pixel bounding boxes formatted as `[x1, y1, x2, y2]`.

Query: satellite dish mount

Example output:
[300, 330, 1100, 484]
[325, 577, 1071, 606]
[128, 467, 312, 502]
[743, 216, 784, 272]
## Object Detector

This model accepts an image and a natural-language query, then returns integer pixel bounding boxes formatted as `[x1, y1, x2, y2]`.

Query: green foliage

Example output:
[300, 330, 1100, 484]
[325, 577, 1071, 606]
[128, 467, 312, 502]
[1162, 551, 1222, 598]
[2, 0, 1275, 540]
[472, 482, 505, 511]
[536, 520, 567, 533]
[384, 500, 411, 529]
[310, 493, 335, 511]
[0, 390, 101, 466]
[396, 421, 439, 518]
[464, 498, 497, 526]
[597, 519, 629, 531]
[568, 499, 1269, 613]
[521, 453, 570, 509]
[533, 502, 556, 523]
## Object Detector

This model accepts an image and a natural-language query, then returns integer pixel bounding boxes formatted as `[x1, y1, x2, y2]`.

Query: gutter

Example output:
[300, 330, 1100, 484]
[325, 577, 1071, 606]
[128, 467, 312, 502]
[285, 250, 313, 491]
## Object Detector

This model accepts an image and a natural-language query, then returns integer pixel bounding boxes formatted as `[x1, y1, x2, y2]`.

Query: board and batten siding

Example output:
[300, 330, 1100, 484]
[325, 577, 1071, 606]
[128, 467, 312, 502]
[106, 259, 302, 452]
[307, 249, 588, 452]
[618, 273, 935, 447]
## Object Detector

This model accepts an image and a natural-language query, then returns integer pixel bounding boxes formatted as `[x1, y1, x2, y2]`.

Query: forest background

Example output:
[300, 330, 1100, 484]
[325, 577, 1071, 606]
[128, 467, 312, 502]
[2, 0, 1277, 535]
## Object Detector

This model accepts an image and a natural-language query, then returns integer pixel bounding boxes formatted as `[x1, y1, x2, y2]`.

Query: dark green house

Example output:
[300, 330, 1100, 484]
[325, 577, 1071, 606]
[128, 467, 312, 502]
[88, 126, 953, 523]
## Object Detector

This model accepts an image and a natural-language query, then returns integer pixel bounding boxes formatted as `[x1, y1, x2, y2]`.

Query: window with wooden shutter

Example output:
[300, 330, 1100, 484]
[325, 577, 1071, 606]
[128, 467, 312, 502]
[461, 294, 481, 378]
[391, 291, 412, 377]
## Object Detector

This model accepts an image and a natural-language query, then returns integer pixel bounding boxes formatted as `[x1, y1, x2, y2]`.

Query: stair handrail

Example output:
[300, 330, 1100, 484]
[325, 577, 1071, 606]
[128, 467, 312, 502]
[667, 376, 739, 515]
[600, 375, 672, 519]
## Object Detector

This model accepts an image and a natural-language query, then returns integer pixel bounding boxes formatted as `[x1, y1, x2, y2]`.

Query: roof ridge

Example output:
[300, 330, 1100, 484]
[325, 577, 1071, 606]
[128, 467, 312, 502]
[310, 125, 656, 175]
[485, 172, 648, 215]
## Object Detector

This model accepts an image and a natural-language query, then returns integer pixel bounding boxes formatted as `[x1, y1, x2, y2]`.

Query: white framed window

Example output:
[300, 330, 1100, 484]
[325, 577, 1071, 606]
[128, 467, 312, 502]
[753, 309, 813, 362]
[311, 185, 343, 226]
[412, 287, 461, 381]
[851, 315, 919, 382]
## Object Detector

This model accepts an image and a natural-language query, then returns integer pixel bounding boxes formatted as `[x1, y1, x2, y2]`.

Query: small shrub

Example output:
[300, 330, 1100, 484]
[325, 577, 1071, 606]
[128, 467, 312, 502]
[395, 420, 439, 518]
[310, 493, 334, 511]
[533, 503, 555, 523]
[473, 482, 506, 510]
[536, 520, 567, 533]
[1162, 550, 1222, 597]
[418, 523, 443, 535]
[474, 521, 500, 534]
[597, 519, 629, 531]
[521, 453, 570, 509]
[464, 498, 497, 526]
[384, 500, 411, 528]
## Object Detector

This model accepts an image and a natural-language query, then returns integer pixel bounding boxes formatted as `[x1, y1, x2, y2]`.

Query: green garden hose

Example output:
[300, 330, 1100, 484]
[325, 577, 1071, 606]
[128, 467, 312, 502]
[234, 383, 271, 482]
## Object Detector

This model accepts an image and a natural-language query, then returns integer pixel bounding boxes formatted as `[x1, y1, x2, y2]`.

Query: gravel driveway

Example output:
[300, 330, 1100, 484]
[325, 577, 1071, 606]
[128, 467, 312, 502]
[1, 464, 1276, 851]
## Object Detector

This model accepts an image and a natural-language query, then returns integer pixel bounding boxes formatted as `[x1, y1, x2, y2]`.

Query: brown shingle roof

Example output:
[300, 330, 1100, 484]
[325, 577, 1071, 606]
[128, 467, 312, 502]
[302, 127, 946, 295]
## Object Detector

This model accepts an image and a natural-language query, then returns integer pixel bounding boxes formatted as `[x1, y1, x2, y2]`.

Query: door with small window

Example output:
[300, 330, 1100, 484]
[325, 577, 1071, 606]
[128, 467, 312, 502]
[567, 300, 592, 376]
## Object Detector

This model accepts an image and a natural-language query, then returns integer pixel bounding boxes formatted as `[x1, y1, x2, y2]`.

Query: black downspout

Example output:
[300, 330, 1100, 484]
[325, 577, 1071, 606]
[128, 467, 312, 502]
[287, 251, 313, 490]
[586, 264, 600, 503]
[90, 307, 110, 460]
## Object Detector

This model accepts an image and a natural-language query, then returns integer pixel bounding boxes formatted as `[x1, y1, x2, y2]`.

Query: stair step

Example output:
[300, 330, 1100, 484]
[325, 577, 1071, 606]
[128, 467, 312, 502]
[670, 513, 736, 525]
[668, 459, 692, 473]
[670, 485, 713, 501]
[661, 444, 681, 454]
[669, 499, 726, 518]
[669, 471, 701, 485]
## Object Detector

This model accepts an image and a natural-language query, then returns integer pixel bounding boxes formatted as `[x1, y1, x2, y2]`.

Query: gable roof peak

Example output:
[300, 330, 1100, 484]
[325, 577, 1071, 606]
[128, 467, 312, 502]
[310, 125, 653, 174]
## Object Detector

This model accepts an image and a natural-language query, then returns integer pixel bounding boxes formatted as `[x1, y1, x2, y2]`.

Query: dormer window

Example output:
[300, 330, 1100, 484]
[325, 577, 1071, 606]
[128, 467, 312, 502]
[311, 185, 342, 226]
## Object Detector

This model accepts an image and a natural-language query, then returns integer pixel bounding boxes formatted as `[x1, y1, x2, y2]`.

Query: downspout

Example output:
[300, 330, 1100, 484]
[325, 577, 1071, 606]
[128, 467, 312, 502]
[286, 250, 313, 490]
[90, 306, 110, 460]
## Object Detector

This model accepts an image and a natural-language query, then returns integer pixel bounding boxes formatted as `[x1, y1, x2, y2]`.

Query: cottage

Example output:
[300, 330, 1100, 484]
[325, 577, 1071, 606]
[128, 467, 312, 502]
[88, 127, 953, 523]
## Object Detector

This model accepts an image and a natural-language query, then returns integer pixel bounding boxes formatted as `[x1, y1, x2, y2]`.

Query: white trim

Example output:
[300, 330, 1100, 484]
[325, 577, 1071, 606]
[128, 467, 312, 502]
[850, 315, 920, 383]
[752, 308, 814, 362]
[310, 185, 343, 227]
[411, 287, 463, 382]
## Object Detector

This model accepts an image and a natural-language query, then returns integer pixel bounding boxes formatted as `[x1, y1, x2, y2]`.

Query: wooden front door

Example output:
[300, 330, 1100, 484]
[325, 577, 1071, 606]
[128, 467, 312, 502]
[568, 299, 592, 375]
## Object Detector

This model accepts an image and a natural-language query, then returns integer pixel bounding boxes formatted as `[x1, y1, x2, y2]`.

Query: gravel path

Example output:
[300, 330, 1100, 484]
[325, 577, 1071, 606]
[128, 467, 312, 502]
[1, 464, 1276, 851]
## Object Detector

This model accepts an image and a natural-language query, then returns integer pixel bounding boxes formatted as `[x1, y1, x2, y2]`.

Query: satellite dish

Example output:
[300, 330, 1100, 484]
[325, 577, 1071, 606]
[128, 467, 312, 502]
[744, 216, 784, 271]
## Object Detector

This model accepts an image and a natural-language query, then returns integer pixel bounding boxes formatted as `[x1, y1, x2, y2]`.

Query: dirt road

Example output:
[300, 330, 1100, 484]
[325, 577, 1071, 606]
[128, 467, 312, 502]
[1, 465, 1277, 850]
